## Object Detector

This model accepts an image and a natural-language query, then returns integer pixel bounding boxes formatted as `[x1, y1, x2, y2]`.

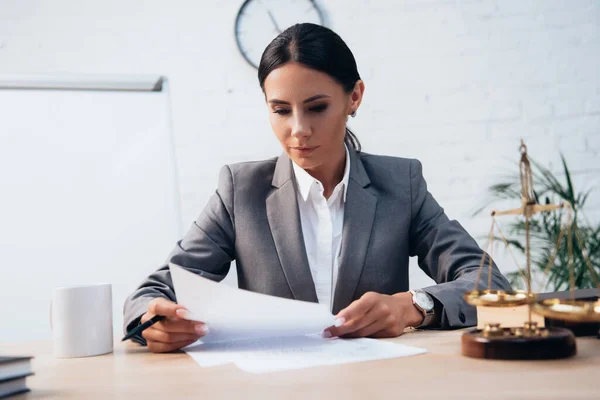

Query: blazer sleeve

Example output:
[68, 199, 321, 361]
[408, 159, 512, 329]
[122, 165, 236, 340]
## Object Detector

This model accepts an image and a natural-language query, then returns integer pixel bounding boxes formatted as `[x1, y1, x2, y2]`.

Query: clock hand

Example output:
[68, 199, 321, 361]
[257, 0, 282, 34]
[266, 9, 282, 33]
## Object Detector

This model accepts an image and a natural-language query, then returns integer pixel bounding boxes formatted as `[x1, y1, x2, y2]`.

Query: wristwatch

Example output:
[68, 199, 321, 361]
[409, 290, 436, 327]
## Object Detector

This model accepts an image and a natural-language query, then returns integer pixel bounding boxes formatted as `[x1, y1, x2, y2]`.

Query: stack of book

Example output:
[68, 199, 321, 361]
[0, 356, 33, 399]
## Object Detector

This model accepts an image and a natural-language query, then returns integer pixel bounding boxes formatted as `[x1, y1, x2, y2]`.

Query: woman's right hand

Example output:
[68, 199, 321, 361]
[141, 297, 209, 353]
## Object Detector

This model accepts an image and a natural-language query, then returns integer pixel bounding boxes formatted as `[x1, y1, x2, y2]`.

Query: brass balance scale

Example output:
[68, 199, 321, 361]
[461, 140, 600, 360]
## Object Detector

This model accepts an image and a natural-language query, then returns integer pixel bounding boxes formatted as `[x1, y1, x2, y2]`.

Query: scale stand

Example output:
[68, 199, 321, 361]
[461, 141, 599, 360]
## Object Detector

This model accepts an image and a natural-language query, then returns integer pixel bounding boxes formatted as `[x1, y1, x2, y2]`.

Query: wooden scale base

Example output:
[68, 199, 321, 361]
[461, 322, 577, 360]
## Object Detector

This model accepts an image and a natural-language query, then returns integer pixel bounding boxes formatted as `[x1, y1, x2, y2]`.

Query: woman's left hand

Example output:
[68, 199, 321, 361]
[324, 292, 425, 339]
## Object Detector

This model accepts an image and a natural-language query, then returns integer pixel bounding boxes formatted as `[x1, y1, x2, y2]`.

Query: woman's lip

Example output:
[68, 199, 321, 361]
[291, 146, 318, 155]
[292, 146, 317, 150]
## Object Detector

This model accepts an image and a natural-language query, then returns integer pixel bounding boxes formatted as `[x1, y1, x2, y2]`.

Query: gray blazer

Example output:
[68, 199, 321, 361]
[123, 149, 511, 335]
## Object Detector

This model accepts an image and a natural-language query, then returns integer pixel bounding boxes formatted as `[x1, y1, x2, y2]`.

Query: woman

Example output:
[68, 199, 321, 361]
[124, 23, 511, 353]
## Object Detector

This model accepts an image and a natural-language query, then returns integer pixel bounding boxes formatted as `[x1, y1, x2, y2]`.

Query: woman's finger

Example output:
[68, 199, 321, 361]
[370, 320, 406, 338]
[331, 299, 391, 337]
[147, 338, 199, 353]
[328, 294, 381, 337]
[335, 292, 379, 323]
[153, 318, 208, 335]
[145, 297, 185, 320]
[345, 314, 394, 338]
[338, 304, 391, 337]
[142, 327, 202, 344]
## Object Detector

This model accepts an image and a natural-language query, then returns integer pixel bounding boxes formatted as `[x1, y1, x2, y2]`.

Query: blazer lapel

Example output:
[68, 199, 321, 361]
[332, 151, 377, 314]
[266, 153, 318, 303]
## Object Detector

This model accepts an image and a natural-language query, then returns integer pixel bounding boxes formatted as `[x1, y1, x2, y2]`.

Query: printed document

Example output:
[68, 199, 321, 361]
[169, 263, 427, 373]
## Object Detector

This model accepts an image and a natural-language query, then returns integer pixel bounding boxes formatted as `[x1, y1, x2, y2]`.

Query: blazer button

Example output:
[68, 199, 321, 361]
[459, 311, 466, 323]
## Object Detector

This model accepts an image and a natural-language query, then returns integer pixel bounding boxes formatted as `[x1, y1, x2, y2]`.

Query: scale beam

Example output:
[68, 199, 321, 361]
[492, 202, 568, 218]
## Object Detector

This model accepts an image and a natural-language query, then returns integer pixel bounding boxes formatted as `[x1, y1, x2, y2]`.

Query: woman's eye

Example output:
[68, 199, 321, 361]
[309, 104, 328, 113]
[273, 109, 291, 115]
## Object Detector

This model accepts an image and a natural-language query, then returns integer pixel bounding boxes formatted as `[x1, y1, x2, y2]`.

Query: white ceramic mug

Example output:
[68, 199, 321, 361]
[51, 283, 113, 358]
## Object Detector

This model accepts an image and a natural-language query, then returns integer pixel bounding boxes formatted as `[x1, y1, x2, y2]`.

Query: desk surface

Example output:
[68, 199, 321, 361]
[1, 329, 598, 399]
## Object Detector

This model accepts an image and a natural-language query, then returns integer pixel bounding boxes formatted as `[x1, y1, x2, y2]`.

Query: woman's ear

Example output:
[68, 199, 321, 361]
[349, 80, 365, 115]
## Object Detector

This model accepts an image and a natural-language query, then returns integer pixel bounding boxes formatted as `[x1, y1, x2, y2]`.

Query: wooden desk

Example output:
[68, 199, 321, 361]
[1, 329, 598, 399]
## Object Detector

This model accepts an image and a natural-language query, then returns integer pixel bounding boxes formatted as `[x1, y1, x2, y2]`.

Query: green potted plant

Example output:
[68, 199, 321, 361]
[475, 155, 600, 292]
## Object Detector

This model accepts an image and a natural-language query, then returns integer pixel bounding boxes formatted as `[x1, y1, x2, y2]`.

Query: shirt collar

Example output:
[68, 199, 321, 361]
[292, 144, 351, 203]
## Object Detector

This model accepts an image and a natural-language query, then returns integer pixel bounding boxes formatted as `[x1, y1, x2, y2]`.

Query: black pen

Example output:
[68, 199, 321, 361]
[121, 315, 166, 342]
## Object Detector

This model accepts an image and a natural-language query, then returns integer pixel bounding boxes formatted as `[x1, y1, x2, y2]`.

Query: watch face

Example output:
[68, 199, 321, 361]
[235, 0, 324, 69]
[415, 291, 435, 311]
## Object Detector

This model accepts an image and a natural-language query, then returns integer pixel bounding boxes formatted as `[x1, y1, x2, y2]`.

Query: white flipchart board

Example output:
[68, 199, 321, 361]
[0, 76, 182, 341]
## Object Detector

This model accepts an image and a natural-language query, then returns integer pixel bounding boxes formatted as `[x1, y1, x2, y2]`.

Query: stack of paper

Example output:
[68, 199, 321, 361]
[170, 264, 427, 374]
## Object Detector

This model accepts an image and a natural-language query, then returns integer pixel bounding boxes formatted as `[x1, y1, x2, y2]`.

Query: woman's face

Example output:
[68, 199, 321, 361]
[263, 62, 363, 172]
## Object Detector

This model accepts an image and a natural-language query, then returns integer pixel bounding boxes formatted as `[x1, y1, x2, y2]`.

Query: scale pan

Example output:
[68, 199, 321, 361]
[464, 290, 535, 307]
[532, 299, 600, 322]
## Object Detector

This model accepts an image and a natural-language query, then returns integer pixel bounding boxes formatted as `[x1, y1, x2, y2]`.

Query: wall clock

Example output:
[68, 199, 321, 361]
[234, 0, 325, 69]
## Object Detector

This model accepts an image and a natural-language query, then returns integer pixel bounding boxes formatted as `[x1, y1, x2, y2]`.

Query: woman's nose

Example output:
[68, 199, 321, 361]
[291, 115, 311, 138]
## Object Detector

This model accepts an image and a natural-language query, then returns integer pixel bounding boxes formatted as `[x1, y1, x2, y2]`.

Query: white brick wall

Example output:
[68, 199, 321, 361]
[1, 0, 598, 290]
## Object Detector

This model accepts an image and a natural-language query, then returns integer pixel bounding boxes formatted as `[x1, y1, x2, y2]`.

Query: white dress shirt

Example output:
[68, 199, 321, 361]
[291, 146, 350, 311]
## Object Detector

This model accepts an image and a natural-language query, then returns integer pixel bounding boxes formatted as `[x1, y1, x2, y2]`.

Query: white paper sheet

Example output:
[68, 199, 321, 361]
[170, 263, 427, 374]
[169, 263, 336, 343]
[183, 335, 427, 374]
